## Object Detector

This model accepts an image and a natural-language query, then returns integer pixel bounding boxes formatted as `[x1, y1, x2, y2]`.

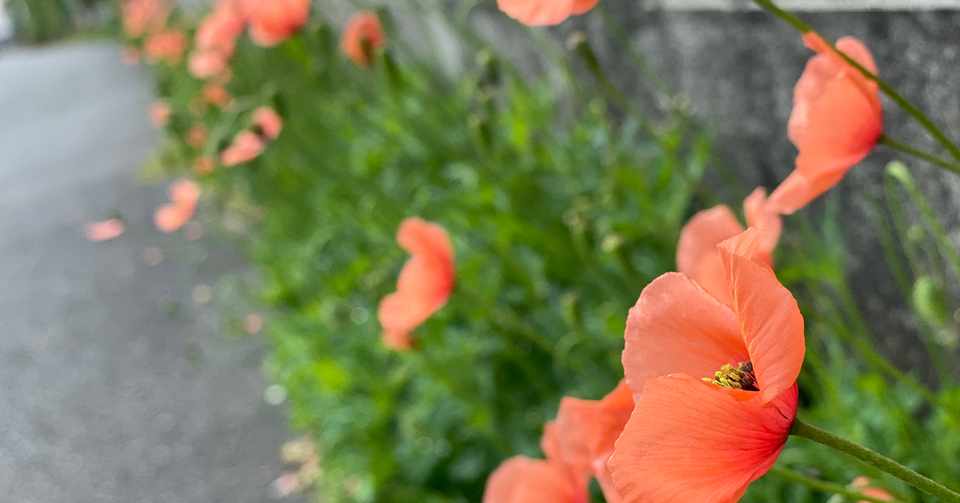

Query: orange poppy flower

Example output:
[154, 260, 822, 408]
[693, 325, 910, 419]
[610, 228, 805, 502]
[122, 0, 170, 38]
[377, 218, 454, 350]
[149, 101, 171, 127]
[340, 11, 385, 67]
[203, 83, 232, 108]
[496, 0, 598, 26]
[221, 131, 265, 166]
[154, 179, 200, 233]
[850, 476, 894, 502]
[253, 106, 283, 140]
[676, 188, 781, 307]
[189, 50, 228, 79]
[85, 219, 125, 242]
[769, 33, 882, 215]
[245, 0, 310, 47]
[145, 29, 186, 64]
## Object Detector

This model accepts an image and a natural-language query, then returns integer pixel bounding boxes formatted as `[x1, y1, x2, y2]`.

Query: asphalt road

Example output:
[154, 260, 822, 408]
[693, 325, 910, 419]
[0, 41, 298, 503]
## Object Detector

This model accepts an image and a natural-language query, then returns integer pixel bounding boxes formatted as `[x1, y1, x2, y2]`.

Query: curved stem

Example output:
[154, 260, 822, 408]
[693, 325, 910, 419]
[792, 419, 960, 502]
[770, 466, 902, 503]
[880, 135, 960, 175]
[751, 0, 960, 164]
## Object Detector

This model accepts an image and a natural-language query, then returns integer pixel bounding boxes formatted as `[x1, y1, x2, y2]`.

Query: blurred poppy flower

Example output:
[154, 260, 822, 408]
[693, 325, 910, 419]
[848, 477, 895, 503]
[122, 0, 170, 38]
[253, 106, 283, 140]
[610, 228, 805, 502]
[246, 0, 310, 47]
[769, 33, 882, 215]
[189, 0, 247, 79]
[194, 156, 215, 174]
[149, 101, 171, 127]
[377, 218, 454, 350]
[187, 125, 208, 148]
[189, 51, 229, 79]
[154, 179, 200, 233]
[497, 0, 598, 26]
[145, 29, 186, 64]
[341, 11, 385, 67]
[85, 219, 125, 242]
[203, 83, 232, 108]
[221, 131, 265, 166]
[676, 187, 780, 307]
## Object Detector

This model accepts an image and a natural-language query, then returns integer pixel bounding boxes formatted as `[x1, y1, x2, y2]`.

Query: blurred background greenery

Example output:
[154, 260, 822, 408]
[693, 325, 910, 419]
[48, 0, 960, 501]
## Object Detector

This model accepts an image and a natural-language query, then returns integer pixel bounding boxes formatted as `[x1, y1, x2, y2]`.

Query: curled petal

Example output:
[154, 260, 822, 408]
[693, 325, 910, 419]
[610, 375, 797, 503]
[622, 273, 745, 396]
[676, 205, 744, 306]
[719, 229, 805, 404]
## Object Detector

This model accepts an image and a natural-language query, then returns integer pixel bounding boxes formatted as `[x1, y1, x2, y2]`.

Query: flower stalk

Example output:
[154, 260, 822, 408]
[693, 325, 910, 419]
[770, 466, 901, 503]
[792, 419, 960, 502]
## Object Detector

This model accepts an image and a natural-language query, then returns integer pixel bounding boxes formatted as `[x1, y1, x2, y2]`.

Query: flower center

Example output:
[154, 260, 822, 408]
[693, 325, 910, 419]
[704, 361, 758, 391]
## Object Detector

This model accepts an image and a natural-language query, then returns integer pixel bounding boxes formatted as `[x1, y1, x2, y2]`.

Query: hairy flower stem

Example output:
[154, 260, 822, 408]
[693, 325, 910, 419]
[880, 135, 960, 175]
[792, 419, 960, 502]
[751, 0, 960, 165]
[770, 466, 902, 503]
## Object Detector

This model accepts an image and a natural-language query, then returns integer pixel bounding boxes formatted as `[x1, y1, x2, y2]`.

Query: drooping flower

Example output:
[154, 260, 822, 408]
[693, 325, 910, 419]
[340, 11, 385, 67]
[610, 228, 805, 502]
[769, 33, 883, 215]
[85, 219, 125, 242]
[149, 101, 171, 127]
[221, 131, 265, 166]
[253, 106, 283, 140]
[144, 29, 187, 64]
[245, 0, 311, 47]
[377, 218, 454, 350]
[154, 179, 200, 233]
[496, 0, 598, 26]
[676, 188, 781, 306]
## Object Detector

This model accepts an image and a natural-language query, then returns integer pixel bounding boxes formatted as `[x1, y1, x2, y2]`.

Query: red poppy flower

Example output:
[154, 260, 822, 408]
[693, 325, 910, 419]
[253, 106, 283, 140]
[850, 477, 895, 502]
[221, 131, 265, 166]
[610, 228, 805, 502]
[676, 188, 780, 307]
[340, 11, 385, 67]
[144, 29, 186, 64]
[154, 179, 200, 233]
[496, 0, 598, 26]
[149, 101, 171, 127]
[377, 218, 454, 350]
[203, 83, 232, 108]
[769, 33, 882, 215]
[122, 0, 170, 38]
[245, 0, 310, 47]
[85, 219, 125, 242]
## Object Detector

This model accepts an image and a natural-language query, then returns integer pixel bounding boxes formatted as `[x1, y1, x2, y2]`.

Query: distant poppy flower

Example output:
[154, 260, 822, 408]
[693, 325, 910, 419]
[849, 477, 894, 503]
[194, 156, 215, 174]
[145, 29, 187, 64]
[189, 0, 247, 79]
[341, 11, 385, 67]
[187, 125, 208, 148]
[221, 131, 265, 166]
[189, 50, 229, 79]
[245, 0, 311, 47]
[610, 228, 805, 502]
[253, 106, 283, 140]
[149, 101, 171, 127]
[122, 0, 170, 38]
[769, 33, 882, 215]
[154, 179, 200, 233]
[203, 83, 232, 108]
[377, 218, 455, 350]
[497, 0, 598, 26]
[85, 218, 125, 242]
[676, 188, 780, 306]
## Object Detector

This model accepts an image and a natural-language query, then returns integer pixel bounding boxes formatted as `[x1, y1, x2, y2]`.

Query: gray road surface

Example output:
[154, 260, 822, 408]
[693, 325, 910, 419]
[0, 41, 299, 503]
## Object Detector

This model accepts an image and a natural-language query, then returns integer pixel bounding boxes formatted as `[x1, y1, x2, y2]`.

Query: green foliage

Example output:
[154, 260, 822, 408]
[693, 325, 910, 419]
[141, 7, 960, 503]
[7, 0, 109, 43]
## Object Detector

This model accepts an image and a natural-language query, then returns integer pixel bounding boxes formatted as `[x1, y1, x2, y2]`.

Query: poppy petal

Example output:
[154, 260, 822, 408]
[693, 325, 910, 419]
[742, 187, 781, 265]
[551, 381, 634, 476]
[483, 456, 586, 503]
[497, 0, 576, 26]
[676, 205, 744, 306]
[622, 272, 746, 396]
[719, 229, 805, 404]
[609, 375, 797, 503]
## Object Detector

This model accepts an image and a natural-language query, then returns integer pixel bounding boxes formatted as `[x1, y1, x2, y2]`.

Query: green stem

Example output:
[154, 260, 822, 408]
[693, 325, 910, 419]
[792, 419, 960, 502]
[751, 0, 960, 164]
[880, 136, 960, 175]
[770, 466, 901, 503]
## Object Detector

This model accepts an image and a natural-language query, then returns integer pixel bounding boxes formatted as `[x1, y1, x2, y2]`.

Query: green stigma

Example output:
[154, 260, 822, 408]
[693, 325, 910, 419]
[704, 361, 758, 391]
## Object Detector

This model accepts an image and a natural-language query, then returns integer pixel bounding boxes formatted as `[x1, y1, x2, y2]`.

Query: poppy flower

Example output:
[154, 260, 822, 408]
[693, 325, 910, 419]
[610, 228, 805, 502]
[849, 477, 894, 502]
[769, 33, 882, 215]
[253, 106, 283, 140]
[154, 179, 200, 233]
[189, 50, 229, 79]
[203, 83, 232, 108]
[484, 456, 586, 503]
[221, 131, 265, 166]
[340, 11, 385, 67]
[145, 29, 186, 64]
[496, 0, 598, 26]
[149, 101, 171, 127]
[85, 219, 125, 242]
[676, 188, 780, 307]
[122, 0, 170, 38]
[189, 0, 247, 79]
[187, 125, 208, 148]
[377, 218, 454, 350]
[245, 0, 311, 47]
